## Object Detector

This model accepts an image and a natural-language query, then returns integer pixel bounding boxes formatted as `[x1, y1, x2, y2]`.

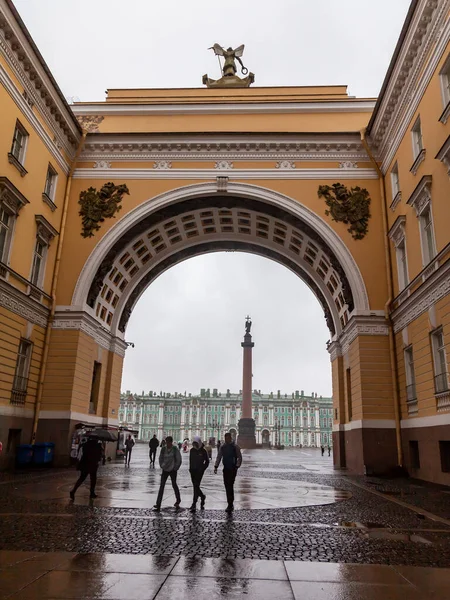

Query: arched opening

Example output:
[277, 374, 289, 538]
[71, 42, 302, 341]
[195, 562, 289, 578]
[262, 429, 270, 448]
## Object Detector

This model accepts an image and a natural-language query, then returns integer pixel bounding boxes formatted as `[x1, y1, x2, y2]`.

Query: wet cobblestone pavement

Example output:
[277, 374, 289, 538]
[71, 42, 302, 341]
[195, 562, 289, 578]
[1, 446, 450, 568]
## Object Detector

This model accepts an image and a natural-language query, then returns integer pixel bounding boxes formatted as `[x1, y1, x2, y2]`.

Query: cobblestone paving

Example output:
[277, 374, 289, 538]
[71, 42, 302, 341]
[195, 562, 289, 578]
[1, 446, 449, 567]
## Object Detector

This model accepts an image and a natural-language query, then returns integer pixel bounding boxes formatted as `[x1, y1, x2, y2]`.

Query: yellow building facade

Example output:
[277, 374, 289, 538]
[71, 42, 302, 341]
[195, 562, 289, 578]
[0, 0, 449, 484]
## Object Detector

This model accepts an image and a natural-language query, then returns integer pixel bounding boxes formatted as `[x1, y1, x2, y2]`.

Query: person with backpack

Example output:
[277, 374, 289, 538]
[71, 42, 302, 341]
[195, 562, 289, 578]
[70, 437, 102, 500]
[214, 432, 242, 513]
[148, 434, 159, 467]
[153, 436, 182, 511]
[189, 436, 209, 512]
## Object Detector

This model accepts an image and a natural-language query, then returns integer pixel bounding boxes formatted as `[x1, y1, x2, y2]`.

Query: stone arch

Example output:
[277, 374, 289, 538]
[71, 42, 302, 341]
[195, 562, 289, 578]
[72, 182, 370, 339]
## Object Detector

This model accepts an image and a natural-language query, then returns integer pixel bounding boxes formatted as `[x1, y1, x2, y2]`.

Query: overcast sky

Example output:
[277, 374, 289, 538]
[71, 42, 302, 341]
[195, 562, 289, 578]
[14, 0, 411, 397]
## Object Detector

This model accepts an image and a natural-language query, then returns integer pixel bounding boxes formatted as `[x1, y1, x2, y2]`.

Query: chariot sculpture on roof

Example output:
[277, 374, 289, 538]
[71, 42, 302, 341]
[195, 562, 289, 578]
[203, 43, 255, 88]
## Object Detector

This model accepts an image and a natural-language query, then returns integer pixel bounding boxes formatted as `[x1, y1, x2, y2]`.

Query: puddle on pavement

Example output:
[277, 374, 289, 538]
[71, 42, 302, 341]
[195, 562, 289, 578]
[338, 521, 433, 544]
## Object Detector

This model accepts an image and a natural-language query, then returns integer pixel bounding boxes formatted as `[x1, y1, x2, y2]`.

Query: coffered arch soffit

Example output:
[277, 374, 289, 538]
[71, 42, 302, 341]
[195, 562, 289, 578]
[72, 182, 370, 338]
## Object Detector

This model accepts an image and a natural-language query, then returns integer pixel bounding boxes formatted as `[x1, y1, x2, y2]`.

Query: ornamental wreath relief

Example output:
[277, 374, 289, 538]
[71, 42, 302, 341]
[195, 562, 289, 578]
[78, 182, 130, 238]
[317, 182, 371, 240]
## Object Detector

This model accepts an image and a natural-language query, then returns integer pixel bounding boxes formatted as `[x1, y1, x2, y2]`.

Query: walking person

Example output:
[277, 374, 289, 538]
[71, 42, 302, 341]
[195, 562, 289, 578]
[327, 445, 331, 457]
[153, 436, 182, 512]
[125, 434, 135, 466]
[149, 434, 159, 466]
[321, 445, 325, 457]
[214, 432, 242, 513]
[189, 436, 209, 512]
[70, 437, 102, 500]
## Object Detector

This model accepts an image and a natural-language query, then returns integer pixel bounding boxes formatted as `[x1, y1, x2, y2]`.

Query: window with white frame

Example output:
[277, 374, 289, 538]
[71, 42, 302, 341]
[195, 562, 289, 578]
[390, 162, 400, 200]
[404, 346, 417, 402]
[411, 117, 424, 160]
[396, 239, 409, 290]
[30, 239, 46, 287]
[419, 206, 436, 265]
[439, 54, 450, 107]
[0, 207, 12, 264]
[11, 338, 32, 405]
[10, 121, 29, 165]
[431, 328, 449, 394]
[43, 165, 57, 203]
[0, 178, 29, 269]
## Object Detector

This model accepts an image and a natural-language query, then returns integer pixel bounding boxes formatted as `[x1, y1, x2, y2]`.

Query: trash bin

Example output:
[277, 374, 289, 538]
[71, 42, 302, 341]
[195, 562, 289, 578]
[16, 444, 33, 466]
[32, 442, 55, 465]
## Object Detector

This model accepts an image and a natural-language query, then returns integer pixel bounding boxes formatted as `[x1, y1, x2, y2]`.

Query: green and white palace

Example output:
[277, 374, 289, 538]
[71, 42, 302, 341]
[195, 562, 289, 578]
[119, 389, 333, 447]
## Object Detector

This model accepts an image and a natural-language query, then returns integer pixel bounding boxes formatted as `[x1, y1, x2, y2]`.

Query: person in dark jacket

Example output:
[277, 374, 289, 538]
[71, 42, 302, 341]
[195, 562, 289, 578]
[214, 432, 242, 513]
[189, 436, 209, 512]
[70, 437, 102, 500]
[149, 434, 159, 466]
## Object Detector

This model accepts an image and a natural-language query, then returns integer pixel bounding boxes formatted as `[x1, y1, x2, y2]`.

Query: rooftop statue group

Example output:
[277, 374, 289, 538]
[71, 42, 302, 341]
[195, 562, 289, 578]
[203, 44, 255, 88]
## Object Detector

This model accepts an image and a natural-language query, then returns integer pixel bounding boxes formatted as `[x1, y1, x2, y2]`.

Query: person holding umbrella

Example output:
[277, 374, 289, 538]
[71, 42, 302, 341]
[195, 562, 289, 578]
[70, 435, 102, 500]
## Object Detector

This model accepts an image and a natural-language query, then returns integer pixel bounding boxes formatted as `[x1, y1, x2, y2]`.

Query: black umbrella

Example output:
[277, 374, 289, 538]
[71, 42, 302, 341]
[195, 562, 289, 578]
[87, 429, 118, 442]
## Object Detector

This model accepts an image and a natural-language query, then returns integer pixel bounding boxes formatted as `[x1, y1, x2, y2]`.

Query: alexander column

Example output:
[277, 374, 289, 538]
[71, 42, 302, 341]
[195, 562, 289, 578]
[237, 316, 257, 448]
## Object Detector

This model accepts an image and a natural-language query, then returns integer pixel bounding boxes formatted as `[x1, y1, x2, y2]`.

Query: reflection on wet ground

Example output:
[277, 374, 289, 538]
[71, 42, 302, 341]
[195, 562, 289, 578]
[1, 445, 450, 598]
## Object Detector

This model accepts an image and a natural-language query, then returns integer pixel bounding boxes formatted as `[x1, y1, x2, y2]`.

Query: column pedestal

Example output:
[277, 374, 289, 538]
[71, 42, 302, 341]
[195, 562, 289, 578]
[237, 417, 256, 448]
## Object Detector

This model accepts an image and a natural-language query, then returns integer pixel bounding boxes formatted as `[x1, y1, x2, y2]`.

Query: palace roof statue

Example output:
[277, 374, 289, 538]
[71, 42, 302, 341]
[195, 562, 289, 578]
[203, 43, 255, 88]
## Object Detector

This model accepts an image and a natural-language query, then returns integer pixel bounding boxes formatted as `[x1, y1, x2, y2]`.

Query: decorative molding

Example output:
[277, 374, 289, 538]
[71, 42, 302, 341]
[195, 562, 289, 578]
[400, 411, 450, 428]
[391, 256, 450, 332]
[339, 161, 358, 169]
[93, 160, 111, 169]
[41, 192, 57, 212]
[72, 100, 376, 118]
[73, 167, 379, 180]
[406, 174, 432, 215]
[338, 315, 389, 355]
[216, 176, 228, 192]
[436, 134, 450, 175]
[389, 191, 402, 212]
[35, 214, 58, 243]
[327, 340, 342, 361]
[0, 63, 71, 174]
[76, 115, 104, 133]
[276, 160, 296, 169]
[79, 133, 370, 162]
[388, 215, 406, 247]
[153, 160, 172, 170]
[0, 278, 48, 327]
[52, 311, 128, 357]
[7, 152, 27, 177]
[0, 5, 80, 151]
[333, 419, 396, 432]
[0, 176, 29, 214]
[410, 148, 426, 175]
[215, 160, 233, 170]
[369, 0, 447, 169]
[38, 410, 119, 426]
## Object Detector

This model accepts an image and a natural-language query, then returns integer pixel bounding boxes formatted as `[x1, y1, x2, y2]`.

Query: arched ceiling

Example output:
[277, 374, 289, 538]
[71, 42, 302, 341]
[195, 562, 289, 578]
[85, 195, 356, 338]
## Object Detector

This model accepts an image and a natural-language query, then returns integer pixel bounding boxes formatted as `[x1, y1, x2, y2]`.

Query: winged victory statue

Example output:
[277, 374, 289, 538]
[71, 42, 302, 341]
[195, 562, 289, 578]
[203, 43, 255, 88]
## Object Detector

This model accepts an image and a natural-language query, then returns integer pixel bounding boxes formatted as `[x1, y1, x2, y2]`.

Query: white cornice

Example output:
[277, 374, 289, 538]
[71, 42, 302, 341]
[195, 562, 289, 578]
[371, 1, 450, 172]
[406, 175, 432, 215]
[71, 100, 376, 117]
[0, 278, 49, 327]
[72, 167, 378, 180]
[391, 257, 450, 332]
[80, 133, 369, 162]
[436, 134, 450, 174]
[338, 315, 389, 355]
[0, 63, 70, 175]
[52, 310, 127, 357]
[333, 419, 396, 431]
[0, 1, 80, 153]
[388, 215, 407, 247]
[401, 412, 450, 428]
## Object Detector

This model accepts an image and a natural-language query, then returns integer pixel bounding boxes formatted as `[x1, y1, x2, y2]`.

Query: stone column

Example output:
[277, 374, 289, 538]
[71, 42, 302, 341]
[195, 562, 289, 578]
[237, 325, 256, 448]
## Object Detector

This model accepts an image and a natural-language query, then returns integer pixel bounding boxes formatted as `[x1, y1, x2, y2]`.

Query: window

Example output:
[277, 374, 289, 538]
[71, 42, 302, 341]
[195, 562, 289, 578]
[346, 368, 352, 421]
[0, 207, 12, 264]
[440, 441, 450, 473]
[404, 346, 417, 412]
[409, 441, 420, 470]
[89, 361, 102, 414]
[10, 121, 28, 165]
[411, 117, 423, 160]
[11, 339, 32, 405]
[431, 328, 449, 394]
[439, 55, 450, 108]
[43, 165, 57, 209]
[30, 239, 46, 287]
[396, 239, 409, 290]
[390, 162, 400, 200]
[419, 206, 436, 265]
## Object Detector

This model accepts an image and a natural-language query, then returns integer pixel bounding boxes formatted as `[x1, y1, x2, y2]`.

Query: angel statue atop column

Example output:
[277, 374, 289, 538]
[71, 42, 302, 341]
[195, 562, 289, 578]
[203, 44, 255, 88]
